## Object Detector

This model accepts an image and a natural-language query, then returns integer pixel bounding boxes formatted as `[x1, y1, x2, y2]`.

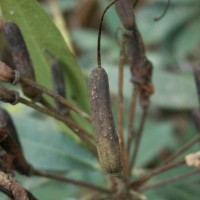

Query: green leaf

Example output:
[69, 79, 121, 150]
[5, 104, 98, 171]
[174, 16, 200, 60]
[136, 120, 174, 166]
[152, 69, 198, 109]
[0, 0, 89, 112]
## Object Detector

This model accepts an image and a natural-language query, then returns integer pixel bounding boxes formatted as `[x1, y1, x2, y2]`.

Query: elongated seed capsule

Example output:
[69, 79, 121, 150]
[3, 22, 41, 99]
[0, 124, 33, 175]
[50, 59, 69, 115]
[115, 0, 134, 30]
[0, 108, 22, 149]
[89, 68, 122, 175]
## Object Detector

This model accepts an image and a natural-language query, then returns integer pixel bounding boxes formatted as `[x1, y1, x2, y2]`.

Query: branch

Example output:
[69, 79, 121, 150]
[140, 169, 199, 192]
[18, 97, 97, 157]
[0, 171, 37, 200]
[162, 134, 200, 165]
[20, 76, 92, 122]
[33, 170, 112, 194]
[129, 107, 148, 172]
[129, 159, 185, 189]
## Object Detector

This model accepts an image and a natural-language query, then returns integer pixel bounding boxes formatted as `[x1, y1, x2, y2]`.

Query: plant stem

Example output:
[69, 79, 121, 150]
[129, 159, 185, 189]
[162, 134, 200, 165]
[139, 169, 199, 192]
[129, 106, 148, 172]
[18, 97, 97, 157]
[127, 86, 139, 155]
[33, 170, 112, 194]
[117, 34, 128, 178]
[20, 76, 92, 122]
[39, 96, 57, 113]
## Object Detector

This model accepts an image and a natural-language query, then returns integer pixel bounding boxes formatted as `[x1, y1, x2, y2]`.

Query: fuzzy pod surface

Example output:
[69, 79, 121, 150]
[89, 67, 122, 175]
[3, 22, 40, 99]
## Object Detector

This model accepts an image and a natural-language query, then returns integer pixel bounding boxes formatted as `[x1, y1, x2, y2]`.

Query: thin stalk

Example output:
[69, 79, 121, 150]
[20, 76, 92, 122]
[154, 0, 171, 21]
[127, 86, 139, 155]
[97, 0, 117, 68]
[140, 169, 199, 192]
[129, 106, 148, 172]
[129, 159, 185, 189]
[162, 134, 200, 165]
[33, 170, 111, 194]
[40, 96, 58, 113]
[18, 97, 97, 157]
[117, 34, 127, 177]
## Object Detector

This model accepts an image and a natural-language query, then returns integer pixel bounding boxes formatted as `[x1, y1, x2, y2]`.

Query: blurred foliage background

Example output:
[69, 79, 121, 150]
[0, 0, 200, 199]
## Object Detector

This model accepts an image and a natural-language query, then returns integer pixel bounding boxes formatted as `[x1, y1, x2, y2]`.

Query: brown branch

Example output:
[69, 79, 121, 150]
[0, 171, 37, 200]
[129, 106, 148, 172]
[117, 34, 128, 178]
[18, 97, 97, 157]
[127, 86, 139, 155]
[20, 76, 92, 122]
[140, 169, 199, 192]
[162, 134, 200, 165]
[33, 170, 112, 194]
[129, 159, 185, 189]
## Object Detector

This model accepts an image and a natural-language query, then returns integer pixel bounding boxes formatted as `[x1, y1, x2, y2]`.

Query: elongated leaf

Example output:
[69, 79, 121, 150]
[0, 0, 89, 112]
[5, 105, 97, 171]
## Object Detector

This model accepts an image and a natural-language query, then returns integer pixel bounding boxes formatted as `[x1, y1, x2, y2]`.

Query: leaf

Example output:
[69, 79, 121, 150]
[174, 15, 200, 60]
[137, 1, 200, 45]
[0, 0, 89, 112]
[135, 120, 174, 166]
[152, 69, 198, 109]
[5, 104, 98, 171]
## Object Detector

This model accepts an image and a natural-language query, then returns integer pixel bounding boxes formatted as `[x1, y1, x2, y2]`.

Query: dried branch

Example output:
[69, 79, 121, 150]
[0, 171, 37, 200]
[129, 159, 185, 189]
[140, 169, 199, 192]
[162, 134, 200, 165]
[18, 97, 97, 157]
[129, 107, 148, 172]
[33, 170, 112, 194]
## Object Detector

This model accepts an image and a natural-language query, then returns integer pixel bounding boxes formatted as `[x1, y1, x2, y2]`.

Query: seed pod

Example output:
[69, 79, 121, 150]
[0, 108, 22, 149]
[0, 85, 19, 105]
[3, 22, 41, 100]
[0, 61, 19, 84]
[50, 59, 69, 115]
[115, 0, 134, 30]
[0, 124, 33, 175]
[89, 68, 122, 175]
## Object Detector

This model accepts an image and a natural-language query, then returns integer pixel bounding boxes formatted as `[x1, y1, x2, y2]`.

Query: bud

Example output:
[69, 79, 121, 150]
[3, 22, 41, 100]
[0, 85, 19, 105]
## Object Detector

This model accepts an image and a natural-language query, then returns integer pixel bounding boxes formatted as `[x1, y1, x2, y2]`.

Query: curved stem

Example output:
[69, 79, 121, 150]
[97, 0, 117, 68]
